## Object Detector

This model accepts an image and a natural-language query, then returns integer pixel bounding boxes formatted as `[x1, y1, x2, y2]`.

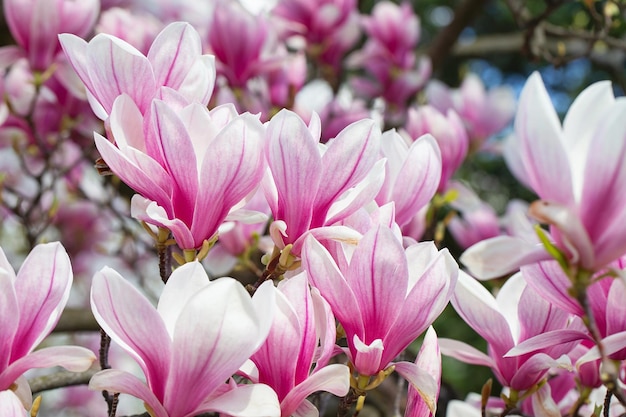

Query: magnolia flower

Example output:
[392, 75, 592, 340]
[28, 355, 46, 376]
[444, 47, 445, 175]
[464, 72, 626, 278]
[426, 74, 515, 148]
[4, 0, 99, 71]
[302, 225, 458, 414]
[89, 262, 280, 417]
[246, 272, 349, 416]
[0, 242, 96, 408]
[59, 22, 215, 119]
[404, 105, 468, 192]
[263, 109, 383, 253]
[440, 272, 582, 396]
[96, 96, 266, 250]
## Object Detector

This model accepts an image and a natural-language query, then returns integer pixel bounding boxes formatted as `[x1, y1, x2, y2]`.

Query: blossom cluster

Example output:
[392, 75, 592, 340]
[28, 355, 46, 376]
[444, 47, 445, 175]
[0, 0, 625, 417]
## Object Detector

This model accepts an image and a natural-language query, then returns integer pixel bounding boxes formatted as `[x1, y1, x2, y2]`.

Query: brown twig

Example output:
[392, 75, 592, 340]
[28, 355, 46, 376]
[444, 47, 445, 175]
[29, 369, 98, 395]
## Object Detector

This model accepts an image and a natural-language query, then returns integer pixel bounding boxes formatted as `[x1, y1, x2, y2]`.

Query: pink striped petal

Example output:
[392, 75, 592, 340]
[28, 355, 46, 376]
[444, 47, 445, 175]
[392, 134, 441, 226]
[165, 278, 274, 416]
[0, 256, 18, 370]
[438, 338, 494, 367]
[281, 364, 349, 417]
[509, 353, 569, 390]
[148, 23, 203, 91]
[347, 226, 407, 339]
[405, 327, 441, 417]
[515, 72, 573, 204]
[266, 110, 321, 242]
[505, 330, 590, 357]
[85, 34, 156, 114]
[461, 236, 550, 280]
[11, 242, 72, 360]
[394, 360, 439, 416]
[451, 271, 515, 354]
[89, 369, 168, 417]
[0, 346, 95, 391]
[90, 268, 171, 399]
[302, 236, 363, 338]
[315, 119, 380, 219]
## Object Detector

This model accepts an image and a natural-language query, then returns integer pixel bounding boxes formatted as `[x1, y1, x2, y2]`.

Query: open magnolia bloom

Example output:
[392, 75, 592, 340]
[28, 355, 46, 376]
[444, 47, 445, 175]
[463, 72, 626, 279]
[0, 242, 96, 408]
[263, 109, 384, 254]
[96, 96, 266, 251]
[302, 224, 458, 414]
[89, 262, 280, 417]
[59, 21, 215, 119]
[440, 271, 585, 410]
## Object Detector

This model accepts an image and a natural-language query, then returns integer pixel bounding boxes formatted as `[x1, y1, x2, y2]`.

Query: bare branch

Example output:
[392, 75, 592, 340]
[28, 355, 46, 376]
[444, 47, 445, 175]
[29, 369, 98, 395]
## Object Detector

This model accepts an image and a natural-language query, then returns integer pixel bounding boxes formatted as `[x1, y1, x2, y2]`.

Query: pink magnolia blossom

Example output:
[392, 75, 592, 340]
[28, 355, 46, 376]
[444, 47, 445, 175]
[96, 96, 266, 250]
[426, 74, 515, 148]
[89, 262, 280, 417]
[59, 22, 215, 120]
[246, 272, 349, 416]
[272, 0, 360, 72]
[302, 225, 458, 414]
[263, 109, 383, 252]
[207, 0, 283, 89]
[349, 2, 431, 117]
[404, 105, 468, 192]
[464, 73, 626, 279]
[440, 272, 583, 394]
[0, 242, 96, 407]
[446, 181, 500, 249]
[375, 130, 442, 227]
[4, 0, 100, 71]
[504, 72, 626, 272]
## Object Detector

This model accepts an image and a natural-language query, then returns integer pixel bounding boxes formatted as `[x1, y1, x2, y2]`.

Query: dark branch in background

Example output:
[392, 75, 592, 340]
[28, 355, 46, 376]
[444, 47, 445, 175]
[427, 0, 490, 72]
[29, 369, 98, 395]
[53, 308, 99, 332]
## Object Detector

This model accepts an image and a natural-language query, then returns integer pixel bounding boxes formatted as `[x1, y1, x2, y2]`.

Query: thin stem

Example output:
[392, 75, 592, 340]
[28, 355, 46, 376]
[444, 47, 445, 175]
[29, 369, 98, 395]
[337, 388, 359, 417]
[99, 328, 119, 416]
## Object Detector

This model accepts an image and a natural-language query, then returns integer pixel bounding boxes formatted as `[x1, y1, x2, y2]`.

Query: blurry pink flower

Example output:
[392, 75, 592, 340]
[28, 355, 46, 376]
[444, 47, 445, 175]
[90, 262, 280, 417]
[404, 105, 468, 192]
[246, 272, 349, 416]
[349, 2, 431, 115]
[0, 242, 96, 407]
[440, 272, 582, 393]
[272, 0, 360, 72]
[294, 80, 370, 142]
[97, 96, 266, 250]
[4, 0, 100, 71]
[426, 74, 515, 147]
[95, 8, 163, 55]
[446, 182, 500, 250]
[302, 225, 457, 414]
[207, 0, 283, 89]
[59, 22, 215, 119]
[263, 109, 383, 252]
[375, 130, 441, 227]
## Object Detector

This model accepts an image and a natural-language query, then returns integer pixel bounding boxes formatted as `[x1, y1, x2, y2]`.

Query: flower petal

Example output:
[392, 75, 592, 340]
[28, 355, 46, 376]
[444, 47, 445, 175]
[90, 267, 171, 399]
[12, 242, 72, 359]
[89, 369, 168, 417]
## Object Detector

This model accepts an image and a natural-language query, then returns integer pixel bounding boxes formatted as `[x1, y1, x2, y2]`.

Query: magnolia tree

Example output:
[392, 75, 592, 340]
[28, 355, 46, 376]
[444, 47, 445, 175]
[0, 0, 625, 416]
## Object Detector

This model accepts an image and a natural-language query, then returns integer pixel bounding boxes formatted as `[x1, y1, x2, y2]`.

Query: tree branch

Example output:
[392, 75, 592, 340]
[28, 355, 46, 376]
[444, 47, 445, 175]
[29, 369, 98, 395]
[53, 308, 99, 332]
[427, 0, 490, 72]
